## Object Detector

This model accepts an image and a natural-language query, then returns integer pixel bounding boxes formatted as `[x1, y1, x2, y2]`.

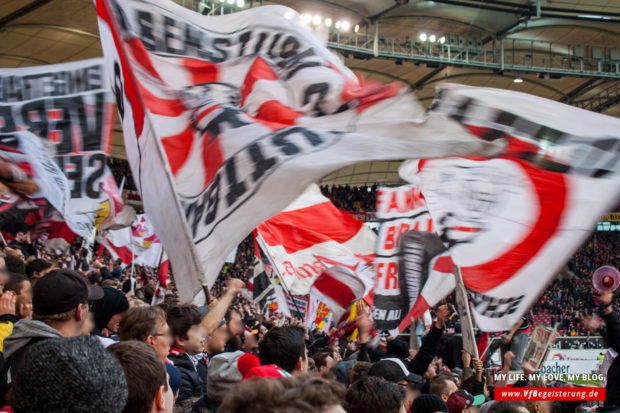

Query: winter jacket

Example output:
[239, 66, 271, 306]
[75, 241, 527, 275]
[169, 347, 204, 405]
[602, 309, 620, 407]
[0, 319, 63, 404]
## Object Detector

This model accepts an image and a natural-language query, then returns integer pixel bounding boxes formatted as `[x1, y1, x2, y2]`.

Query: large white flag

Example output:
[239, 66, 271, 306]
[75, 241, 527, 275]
[96, 0, 500, 301]
[100, 214, 165, 267]
[401, 84, 620, 331]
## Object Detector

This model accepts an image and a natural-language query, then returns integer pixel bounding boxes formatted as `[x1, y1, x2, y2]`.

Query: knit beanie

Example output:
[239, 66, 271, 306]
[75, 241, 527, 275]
[92, 286, 130, 331]
[12, 336, 128, 413]
[206, 351, 244, 401]
[411, 394, 449, 413]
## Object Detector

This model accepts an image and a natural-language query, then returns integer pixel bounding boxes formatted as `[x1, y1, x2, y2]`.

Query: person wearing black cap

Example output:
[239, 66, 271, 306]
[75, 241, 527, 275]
[0, 268, 104, 404]
[91, 286, 130, 337]
[368, 358, 425, 408]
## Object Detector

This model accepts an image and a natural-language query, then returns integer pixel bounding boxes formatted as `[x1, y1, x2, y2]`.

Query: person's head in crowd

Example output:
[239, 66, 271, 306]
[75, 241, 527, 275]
[91, 286, 130, 335]
[411, 394, 449, 413]
[219, 376, 345, 413]
[386, 337, 410, 360]
[4, 254, 25, 275]
[5, 273, 32, 319]
[144, 283, 155, 304]
[259, 326, 308, 375]
[0, 252, 9, 291]
[347, 361, 372, 386]
[205, 351, 246, 409]
[225, 307, 244, 350]
[166, 305, 206, 356]
[89, 271, 103, 286]
[344, 376, 406, 413]
[430, 373, 460, 402]
[108, 341, 174, 413]
[102, 278, 120, 288]
[447, 390, 485, 413]
[313, 349, 337, 379]
[524, 400, 551, 413]
[242, 328, 259, 353]
[486, 401, 528, 413]
[11, 336, 128, 413]
[119, 306, 171, 360]
[368, 358, 425, 407]
[32, 268, 104, 337]
[25, 258, 52, 281]
[205, 319, 229, 357]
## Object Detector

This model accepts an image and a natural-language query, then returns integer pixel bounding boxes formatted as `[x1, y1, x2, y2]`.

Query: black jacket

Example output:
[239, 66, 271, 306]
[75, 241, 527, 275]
[602, 309, 620, 407]
[168, 350, 204, 405]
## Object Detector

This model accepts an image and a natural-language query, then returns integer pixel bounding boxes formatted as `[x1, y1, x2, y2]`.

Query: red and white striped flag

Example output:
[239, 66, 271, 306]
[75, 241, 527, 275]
[310, 266, 366, 323]
[257, 185, 375, 295]
[97, 0, 500, 302]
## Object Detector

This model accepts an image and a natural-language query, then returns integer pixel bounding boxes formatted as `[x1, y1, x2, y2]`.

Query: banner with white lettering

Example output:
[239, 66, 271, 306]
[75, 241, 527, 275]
[97, 0, 500, 301]
[372, 185, 435, 332]
[0, 59, 119, 238]
[401, 84, 620, 331]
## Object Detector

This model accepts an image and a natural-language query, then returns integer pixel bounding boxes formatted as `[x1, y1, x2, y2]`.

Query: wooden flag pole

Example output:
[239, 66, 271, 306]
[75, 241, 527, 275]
[454, 266, 479, 359]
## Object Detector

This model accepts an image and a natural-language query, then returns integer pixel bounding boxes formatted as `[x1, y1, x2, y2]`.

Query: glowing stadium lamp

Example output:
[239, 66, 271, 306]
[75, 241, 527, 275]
[513, 77, 524, 83]
[341, 21, 350, 31]
[354, 24, 359, 33]
[236, 0, 244, 7]
[335, 20, 342, 29]
[325, 18, 332, 27]
[313, 15, 322, 25]
[439, 36, 446, 44]
[302, 14, 312, 23]
[429, 34, 436, 42]
[419, 33, 427, 41]
[227, 0, 234, 4]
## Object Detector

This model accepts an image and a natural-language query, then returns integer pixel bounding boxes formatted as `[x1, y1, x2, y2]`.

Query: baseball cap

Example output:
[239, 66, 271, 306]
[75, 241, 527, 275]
[447, 390, 485, 413]
[368, 358, 425, 389]
[33, 269, 104, 316]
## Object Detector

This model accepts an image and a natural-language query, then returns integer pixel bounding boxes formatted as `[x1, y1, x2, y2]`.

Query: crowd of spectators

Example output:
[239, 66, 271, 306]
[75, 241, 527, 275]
[320, 185, 377, 212]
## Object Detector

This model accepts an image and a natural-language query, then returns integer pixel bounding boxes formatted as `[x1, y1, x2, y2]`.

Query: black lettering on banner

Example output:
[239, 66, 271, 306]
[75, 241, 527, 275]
[114, 62, 125, 119]
[247, 142, 276, 181]
[0, 106, 16, 133]
[238, 31, 252, 57]
[58, 155, 84, 199]
[136, 10, 156, 51]
[86, 153, 106, 199]
[267, 33, 282, 56]
[280, 35, 300, 59]
[272, 127, 323, 156]
[184, 24, 202, 55]
[253, 32, 268, 55]
[47, 97, 74, 154]
[303, 83, 329, 116]
[164, 16, 183, 55]
[224, 156, 247, 207]
[185, 173, 220, 236]
[200, 106, 251, 137]
[211, 38, 230, 63]
[20, 100, 48, 139]
[279, 49, 321, 80]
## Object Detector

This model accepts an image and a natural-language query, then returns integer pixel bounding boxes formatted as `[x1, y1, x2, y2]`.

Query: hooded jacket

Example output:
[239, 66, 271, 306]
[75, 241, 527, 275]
[168, 347, 204, 406]
[0, 319, 63, 403]
[90, 287, 129, 336]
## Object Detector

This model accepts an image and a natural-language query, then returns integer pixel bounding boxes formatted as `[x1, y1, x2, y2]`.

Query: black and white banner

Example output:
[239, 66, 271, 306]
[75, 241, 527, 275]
[0, 59, 119, 238]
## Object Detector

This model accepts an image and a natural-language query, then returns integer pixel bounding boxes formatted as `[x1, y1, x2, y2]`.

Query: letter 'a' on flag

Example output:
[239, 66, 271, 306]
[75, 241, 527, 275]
[257, 184, 375, 295]
[310, 266, 366, 324]
[96, 0, 502, 302]
[400, 84, 620, 332]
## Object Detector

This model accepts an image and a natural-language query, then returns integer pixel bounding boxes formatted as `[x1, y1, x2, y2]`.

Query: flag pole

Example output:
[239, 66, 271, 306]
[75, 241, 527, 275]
[255, 233, 304, 320]
[454, 265, 479, 358]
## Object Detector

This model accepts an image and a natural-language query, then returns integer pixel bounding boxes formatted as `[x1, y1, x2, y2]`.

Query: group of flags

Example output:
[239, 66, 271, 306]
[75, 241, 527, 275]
[0, 0, 619, 337]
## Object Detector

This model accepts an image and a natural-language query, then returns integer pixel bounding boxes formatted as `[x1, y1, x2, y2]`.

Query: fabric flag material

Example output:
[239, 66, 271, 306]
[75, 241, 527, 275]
[100, 214, 165, 267]
[0, 59, 125, 240]
[396, 231, 456, 332]
[372, 185, 435, 332]
[309, 266, 366, 323]
[96, 0, 500, 302]
[252, 257, 289, 315]
[257, 185, 376, 294]
[315, 254, 375, 302]
[401, 84, 620, 331]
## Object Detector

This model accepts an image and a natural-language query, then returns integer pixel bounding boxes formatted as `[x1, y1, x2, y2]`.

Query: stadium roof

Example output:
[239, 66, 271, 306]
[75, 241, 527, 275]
[1, 0, 619, 185]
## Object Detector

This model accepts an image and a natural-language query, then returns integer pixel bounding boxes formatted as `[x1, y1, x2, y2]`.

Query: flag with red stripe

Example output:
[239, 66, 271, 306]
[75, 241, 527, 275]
[401, 84, 620, 331]
[257, 185, 375, 294]
[97, 0, 500, 302]
[310, 266, 366, 323]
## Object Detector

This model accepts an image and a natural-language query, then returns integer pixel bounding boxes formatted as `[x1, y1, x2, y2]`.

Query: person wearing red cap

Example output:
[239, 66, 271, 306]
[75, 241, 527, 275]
[447, 390, 485, 413]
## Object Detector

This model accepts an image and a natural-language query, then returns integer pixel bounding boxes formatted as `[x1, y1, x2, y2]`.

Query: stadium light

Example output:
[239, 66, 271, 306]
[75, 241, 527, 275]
[302, 14, 312, 24]
[227, 0, 234, 4]
[514, 77, 524, 83]
[354, 24, 359, 33]
[419, 33, 427, 41]
[439, 36, 446, 44]
[325, 18, 332, 27]
[236, 0, 244, 7]
[341, 21, 350, 31]
[335, 20, 341, 29]
[429, 34, 436, 42]
[313, 15, 322, 25]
